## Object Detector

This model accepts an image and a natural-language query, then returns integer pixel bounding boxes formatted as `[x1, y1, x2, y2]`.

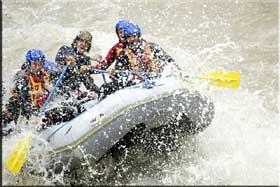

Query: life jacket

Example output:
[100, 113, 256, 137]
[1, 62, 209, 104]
[113, 40, 158, 81]
[126, 39, 156, 72]
[114, 43, 125, 58]
[28, 72, 49, 108]
[115, 44, 131, 71]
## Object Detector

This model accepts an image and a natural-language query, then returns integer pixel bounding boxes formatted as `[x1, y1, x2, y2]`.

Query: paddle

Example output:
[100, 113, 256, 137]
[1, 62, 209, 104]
[5, 135, 32, 174]
[39, 63, 70, 116]
[90, 67, 240, 89]
[5, 62, 71, 175]
[182, 71, 240, 89]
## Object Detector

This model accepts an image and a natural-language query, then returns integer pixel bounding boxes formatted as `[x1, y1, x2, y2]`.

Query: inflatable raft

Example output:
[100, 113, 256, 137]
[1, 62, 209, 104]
[40, 76, 214, 162]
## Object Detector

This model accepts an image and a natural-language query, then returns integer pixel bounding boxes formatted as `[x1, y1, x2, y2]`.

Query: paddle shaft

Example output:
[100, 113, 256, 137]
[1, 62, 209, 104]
[39, 64, 69, 116]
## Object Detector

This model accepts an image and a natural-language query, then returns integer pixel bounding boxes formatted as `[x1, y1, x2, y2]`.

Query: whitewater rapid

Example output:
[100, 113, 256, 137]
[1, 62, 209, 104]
[2, 0, 279, 185]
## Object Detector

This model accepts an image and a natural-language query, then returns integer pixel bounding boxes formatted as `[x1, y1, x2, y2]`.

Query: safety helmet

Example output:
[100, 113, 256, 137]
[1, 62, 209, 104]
[124, 23, 139, 38]
[115, 19, 130, 32]
[26, 49, 45, 63]
[74, 31, 92, 52]
[76, 31, 92, 43]
[134, 24, 141, 37]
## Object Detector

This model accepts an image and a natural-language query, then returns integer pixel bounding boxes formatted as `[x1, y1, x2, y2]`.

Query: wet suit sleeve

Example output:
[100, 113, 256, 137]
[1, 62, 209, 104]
[55, 45, 75, 71]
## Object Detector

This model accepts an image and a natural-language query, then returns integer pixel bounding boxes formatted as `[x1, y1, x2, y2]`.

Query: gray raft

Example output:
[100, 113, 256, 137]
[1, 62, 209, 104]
[40, 76, 214, 162]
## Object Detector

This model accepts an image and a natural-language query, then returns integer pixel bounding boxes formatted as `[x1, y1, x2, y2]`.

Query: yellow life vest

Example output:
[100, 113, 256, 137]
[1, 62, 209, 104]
[28, 72, 48, 108]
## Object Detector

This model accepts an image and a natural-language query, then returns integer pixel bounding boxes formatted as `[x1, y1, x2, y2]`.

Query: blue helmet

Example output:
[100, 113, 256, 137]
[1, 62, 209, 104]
[134, 24, 141, 37]
[115, 19, 129, 32]
[43, 60, 57, 71]
[26, 49, 45, 63]
[124, 23, 140, 38]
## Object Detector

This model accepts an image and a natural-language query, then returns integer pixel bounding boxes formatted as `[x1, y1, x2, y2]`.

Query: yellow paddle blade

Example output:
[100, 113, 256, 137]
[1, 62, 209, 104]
[5, 135, 32, 174]
[197, 71, 240, 89]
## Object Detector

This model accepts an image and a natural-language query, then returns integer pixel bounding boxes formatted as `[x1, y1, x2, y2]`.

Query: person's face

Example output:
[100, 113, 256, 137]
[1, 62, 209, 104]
[126, 35, 140, 48]
[126, 35, 138, 43]
[76, 39, 90, 53]
[117, 28, 125, 42]
[30, 61, 43, 74]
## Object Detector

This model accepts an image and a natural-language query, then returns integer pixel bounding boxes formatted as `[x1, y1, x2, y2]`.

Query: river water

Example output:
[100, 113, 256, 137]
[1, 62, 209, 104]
[2, 0, 279, 185]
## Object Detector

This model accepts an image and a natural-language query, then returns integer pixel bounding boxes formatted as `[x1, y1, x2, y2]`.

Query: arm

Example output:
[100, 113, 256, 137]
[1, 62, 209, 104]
[5, 75, 33, 122]
[92, 43, 124, 71]
[55, 45, 76, 71]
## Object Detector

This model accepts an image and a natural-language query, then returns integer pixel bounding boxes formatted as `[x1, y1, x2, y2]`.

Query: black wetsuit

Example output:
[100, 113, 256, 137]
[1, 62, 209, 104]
[55, 45, 99, 96]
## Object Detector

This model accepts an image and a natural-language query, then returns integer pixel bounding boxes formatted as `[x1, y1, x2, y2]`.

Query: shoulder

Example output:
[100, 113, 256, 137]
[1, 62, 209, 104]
[59, 45, 71, 50]
[15, 69, 29, 79]
[112, 42, 124, 50]
[140, 39, 157, 51]
[57, 45, 73, 54]
[56, 45, 75, 60]
[109, 42, 125, 56]
[13, 70, 29, 87]
[148, 42, 168, 56]
[43, 60, 57, 71]
[147, 42, 160, 49]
